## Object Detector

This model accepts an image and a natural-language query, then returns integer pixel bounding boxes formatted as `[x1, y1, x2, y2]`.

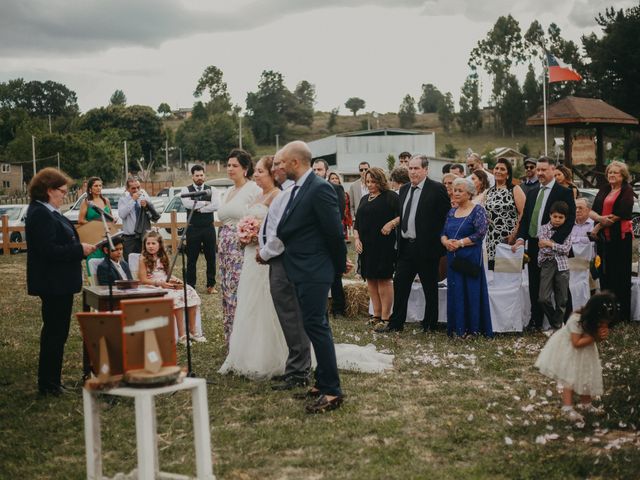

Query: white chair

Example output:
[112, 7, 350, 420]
[568, 242, 592, 312]
[87, 258, 103, 287]
[487, 244, 526, 332]
[128, 253, 141, 280]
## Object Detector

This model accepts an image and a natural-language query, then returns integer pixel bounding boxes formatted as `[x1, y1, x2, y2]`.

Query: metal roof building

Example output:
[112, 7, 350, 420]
[308, 128, 436, 174]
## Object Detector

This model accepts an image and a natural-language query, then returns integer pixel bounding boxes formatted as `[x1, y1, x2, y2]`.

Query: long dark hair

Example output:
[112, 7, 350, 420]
[86, 176, 107, 202]
[578, 291, 618, 338]
[495, 157, 514, 188]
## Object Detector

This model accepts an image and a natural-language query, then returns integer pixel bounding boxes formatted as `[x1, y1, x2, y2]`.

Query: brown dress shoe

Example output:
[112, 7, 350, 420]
[207, 286, 218, 294]
[305, 394, 344, 414]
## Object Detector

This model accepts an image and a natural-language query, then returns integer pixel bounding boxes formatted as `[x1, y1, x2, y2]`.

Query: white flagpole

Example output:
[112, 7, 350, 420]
[542, 54, 548, 156]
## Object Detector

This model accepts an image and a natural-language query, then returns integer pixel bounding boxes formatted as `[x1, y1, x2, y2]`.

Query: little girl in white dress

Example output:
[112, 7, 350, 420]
[138, 231, 204, 345]
[535, 291, 617, 422]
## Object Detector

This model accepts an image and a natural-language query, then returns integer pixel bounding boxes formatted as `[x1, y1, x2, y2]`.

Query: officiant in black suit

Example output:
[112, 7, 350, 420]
[26, 168, 96, 396]
[277, 141, 350, 414]
[376, 154, 451, 333]
[513, 156, 575, 330]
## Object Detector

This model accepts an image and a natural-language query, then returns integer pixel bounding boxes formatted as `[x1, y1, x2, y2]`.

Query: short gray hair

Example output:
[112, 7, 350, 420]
[411, 154, 429, 168]
[575, 196, 592, 209]
[452, 177, 476, 196]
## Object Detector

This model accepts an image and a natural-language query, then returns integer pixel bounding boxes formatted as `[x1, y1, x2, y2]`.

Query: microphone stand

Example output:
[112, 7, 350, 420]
[98, 211, 116, 311]
[167, 199, 200, 377]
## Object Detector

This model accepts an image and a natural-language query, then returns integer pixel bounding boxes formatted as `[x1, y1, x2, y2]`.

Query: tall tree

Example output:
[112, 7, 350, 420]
[437, 93, 455, 133]
[287, 80, 316, 127]
[499, 75, 525, 137]
[522, 64, 542, 119]
[193, 65, 232, 115]
[157, 102, 172, 117]
[344, 97, 365, 116]
[458, 74, 482, 134]
[583, 5, 640, 117]
[398, 94, 417, 128]
[0, 78, 78, 117]
[246, 70, 291, 144]
[109, 89, 127, 106]
[418, 84, 444, 113]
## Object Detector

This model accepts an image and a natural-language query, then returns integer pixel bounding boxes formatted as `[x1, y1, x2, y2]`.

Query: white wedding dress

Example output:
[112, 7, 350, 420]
[219, 203, 394, 380]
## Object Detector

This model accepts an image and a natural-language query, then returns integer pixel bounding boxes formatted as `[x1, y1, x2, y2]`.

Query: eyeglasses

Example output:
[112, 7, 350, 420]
[56, 187, 68, 195]
[525, 165, 536, 170]
[359, 168, 369, 172]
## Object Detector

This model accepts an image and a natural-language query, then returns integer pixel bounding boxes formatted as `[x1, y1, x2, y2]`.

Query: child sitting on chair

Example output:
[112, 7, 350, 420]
[96, 237, 133, 286]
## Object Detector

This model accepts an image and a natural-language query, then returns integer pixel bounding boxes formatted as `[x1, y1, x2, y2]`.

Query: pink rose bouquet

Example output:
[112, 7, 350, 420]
[237, 215, 261, 245]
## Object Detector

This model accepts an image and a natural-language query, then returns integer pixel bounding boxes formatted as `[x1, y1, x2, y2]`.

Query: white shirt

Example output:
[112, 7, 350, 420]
[118, 189, 150, 235]
[110, 259, 128, 280]
[258, 185, 293, 261]
[360, 182, 369, 198]
[180, 183, 220, 212]
[400, 177, 426, 239]
[536, 178, 556, 235]
[280, 178, 295, 190]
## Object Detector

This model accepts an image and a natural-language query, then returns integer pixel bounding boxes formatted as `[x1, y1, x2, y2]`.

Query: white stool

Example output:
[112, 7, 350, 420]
[83, 377, 215, 480]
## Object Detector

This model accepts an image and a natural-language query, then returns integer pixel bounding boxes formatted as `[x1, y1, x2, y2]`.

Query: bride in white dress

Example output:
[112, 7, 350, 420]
[219, 156, 393, 380]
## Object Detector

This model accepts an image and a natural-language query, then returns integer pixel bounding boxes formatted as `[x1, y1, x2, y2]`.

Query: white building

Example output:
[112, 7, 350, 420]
[308, 128, 439, 178]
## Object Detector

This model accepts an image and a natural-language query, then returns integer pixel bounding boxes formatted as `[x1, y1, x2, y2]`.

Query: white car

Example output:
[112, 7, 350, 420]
[157, 193, 223, 241]
[0, 204, 29, 254]
[63, 187, 125, 224]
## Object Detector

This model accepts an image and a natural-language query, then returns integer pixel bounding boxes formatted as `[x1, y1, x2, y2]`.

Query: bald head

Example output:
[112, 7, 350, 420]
[283, 141, 312, 165]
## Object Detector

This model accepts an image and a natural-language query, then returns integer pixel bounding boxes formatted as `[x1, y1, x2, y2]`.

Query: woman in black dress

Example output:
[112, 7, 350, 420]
[354, 167, 400, 325]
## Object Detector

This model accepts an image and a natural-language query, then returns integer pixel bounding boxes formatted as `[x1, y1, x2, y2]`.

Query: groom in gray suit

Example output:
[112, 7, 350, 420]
[256, 151, 312, 390]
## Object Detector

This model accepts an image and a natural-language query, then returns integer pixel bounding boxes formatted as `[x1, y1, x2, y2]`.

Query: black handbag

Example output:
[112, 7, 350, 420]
[449, 211, 481, 278]
[450, 255, 481, 278]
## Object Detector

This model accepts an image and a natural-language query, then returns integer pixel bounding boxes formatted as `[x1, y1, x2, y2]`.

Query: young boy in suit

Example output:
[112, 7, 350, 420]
[96, 237, 133, 286]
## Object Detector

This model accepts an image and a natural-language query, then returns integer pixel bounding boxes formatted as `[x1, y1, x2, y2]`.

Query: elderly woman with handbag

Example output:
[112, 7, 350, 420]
[440, 178, 493, 338]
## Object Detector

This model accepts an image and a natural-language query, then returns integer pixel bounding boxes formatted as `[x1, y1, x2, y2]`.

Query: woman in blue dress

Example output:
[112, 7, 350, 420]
[440, 178, 493, 338]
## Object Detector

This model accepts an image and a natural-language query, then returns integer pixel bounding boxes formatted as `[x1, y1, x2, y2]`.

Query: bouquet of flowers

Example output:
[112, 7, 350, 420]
[237, 215, 261, 245]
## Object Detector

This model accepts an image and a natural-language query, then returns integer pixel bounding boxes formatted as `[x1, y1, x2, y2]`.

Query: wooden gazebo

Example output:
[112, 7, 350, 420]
[526, 96, 638, 170]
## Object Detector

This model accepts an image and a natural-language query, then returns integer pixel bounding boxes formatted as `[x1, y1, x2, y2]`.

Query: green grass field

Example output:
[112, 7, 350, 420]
[1, 253, 638, 479]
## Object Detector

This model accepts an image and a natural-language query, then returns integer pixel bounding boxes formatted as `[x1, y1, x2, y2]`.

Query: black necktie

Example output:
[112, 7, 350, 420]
[401, 186, 418, 233]
[196, 186, 201, 192]
[262, 213, 269, 244]
[282, 186, 299, 219]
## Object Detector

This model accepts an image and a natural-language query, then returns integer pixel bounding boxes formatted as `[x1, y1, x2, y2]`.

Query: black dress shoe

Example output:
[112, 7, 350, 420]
[271, 376, 309, 391]
[305, 394, 344, 414]
[374, 324, 403, 333]
[38, 385, 68, 397]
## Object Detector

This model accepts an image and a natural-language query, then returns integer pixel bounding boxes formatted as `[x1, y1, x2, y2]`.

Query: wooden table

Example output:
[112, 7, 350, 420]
[81, 286, 168, 378]
[82, 285, 168, 312]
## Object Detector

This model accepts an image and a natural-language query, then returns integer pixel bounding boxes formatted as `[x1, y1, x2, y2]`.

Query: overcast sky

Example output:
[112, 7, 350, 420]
[0, 0, 635, 114]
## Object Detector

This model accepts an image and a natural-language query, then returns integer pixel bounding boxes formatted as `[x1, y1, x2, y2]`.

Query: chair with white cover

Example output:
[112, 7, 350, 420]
[487, 244, 527, 332]
[568, 242, 592, 312]
[87, 258, 103, 287]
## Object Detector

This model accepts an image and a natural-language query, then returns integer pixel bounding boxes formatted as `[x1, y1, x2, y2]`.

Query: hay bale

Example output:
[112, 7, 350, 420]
[342, 280, 369, 318]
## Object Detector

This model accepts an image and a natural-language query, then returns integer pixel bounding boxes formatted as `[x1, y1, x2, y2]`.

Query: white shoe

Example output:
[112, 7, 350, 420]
[190, 333, 207, 343]
[177, 335, 188, 346]
[561, 406, 584, 422]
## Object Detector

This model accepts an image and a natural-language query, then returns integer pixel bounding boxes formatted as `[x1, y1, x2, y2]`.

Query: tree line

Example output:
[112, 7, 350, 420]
[0, 3, 638, 187]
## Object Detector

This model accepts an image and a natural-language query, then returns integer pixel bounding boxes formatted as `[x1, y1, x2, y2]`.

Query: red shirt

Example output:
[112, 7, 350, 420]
[603, 189, 633, 240]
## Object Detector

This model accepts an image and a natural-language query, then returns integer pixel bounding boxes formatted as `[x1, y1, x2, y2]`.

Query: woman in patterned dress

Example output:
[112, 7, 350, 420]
[484, 158, 525, 270]
[217, 149, 261, 345]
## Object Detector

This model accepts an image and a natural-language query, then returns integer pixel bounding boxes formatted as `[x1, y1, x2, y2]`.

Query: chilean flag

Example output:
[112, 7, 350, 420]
[546, 53, 582, 83]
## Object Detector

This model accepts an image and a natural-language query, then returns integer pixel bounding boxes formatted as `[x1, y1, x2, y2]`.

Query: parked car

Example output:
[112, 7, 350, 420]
[63, 187, 125, 224]
[157, 194, 222, 241]
[0, 204, 29, 254]
[579, 188, 640, 236]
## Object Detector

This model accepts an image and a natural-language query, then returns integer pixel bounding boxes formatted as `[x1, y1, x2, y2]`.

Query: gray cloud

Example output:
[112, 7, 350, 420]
[0, 0, 627, 57]
[567, 0, 636, 28]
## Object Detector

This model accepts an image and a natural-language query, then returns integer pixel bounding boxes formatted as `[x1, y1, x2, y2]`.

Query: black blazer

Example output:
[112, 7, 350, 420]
[277, 172, 347, 284]
[517, 181, 576, 243]
[96, 257, 133, 286]
[396, 178, 451, 260]
[26, 201, 84, 296]
[592, 181, 635, 243]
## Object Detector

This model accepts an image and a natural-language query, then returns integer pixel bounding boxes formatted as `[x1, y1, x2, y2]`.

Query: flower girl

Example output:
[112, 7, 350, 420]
[535, 291, 617, 422]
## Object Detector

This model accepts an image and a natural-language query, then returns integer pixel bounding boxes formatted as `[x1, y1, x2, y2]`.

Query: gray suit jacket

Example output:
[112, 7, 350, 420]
[349, 181, 365, 219]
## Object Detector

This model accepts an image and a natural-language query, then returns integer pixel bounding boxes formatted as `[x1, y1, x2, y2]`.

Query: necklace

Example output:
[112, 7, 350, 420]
[368, 193, 380, 201]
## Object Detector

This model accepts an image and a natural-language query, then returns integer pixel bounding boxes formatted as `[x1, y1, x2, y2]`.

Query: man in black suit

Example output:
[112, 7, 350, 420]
[277, 141, 350, 414]
[96, 237, 133, 286]
[312, 158, 347, 318]
[376, 154, 451, 333]
[513, 156, 576, 330]
[26, 168, 95, 396]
